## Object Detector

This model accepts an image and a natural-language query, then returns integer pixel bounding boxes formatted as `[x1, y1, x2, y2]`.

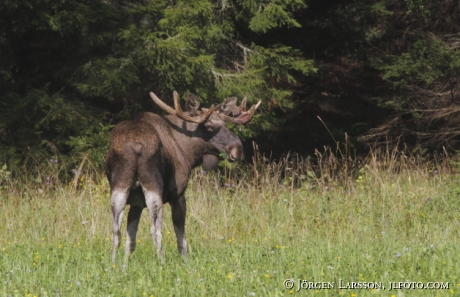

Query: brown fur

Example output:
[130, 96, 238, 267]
[106, 93, 249, 264]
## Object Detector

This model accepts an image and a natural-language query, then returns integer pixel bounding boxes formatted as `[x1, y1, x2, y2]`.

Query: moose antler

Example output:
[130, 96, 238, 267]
[218, 99, 261, 124]
[150, 91, 215, 124]
[238, 97, 248, 114]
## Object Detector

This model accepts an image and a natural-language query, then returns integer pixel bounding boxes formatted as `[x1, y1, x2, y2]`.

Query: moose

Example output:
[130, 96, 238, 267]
[106, 90, 260, 264]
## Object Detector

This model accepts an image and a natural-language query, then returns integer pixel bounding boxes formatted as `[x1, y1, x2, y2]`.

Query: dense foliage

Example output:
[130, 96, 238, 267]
[0, 0, 315, 170]
[298, 0, 460, 151]
[1, 0, 460, 171]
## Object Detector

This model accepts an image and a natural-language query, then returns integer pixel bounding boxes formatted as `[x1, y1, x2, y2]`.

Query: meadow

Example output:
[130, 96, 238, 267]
[1, 146, 460, 296]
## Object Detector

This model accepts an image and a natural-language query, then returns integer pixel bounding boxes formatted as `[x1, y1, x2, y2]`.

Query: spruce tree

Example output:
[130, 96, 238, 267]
[0, 0, 315, 170]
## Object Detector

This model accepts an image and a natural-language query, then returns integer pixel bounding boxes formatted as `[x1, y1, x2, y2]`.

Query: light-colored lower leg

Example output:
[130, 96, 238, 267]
[145, 191, 164, 262]
[174, 225, 188, 257]
[110, 188, 128, 263]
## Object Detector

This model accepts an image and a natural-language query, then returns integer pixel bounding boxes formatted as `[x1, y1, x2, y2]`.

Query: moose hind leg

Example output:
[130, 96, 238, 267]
[138, 150, 164, 262]
[171, 195, 188, 257]
[144, 190, 164, 262]
[110, 188, 129, 262]
[123, 205, 143, 265]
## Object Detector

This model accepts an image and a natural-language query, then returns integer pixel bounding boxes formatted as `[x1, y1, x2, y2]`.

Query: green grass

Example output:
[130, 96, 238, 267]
[1, 149, 460, 296]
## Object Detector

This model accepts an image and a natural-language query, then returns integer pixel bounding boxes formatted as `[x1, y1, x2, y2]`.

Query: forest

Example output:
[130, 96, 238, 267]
[2, 0, 460, 167]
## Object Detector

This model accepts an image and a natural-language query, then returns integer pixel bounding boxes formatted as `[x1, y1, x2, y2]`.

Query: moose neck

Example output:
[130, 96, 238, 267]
[164, 115, 217, 169]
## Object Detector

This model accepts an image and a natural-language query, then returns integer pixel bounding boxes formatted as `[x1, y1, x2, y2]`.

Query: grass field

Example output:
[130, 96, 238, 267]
[1, 148, 460, 296]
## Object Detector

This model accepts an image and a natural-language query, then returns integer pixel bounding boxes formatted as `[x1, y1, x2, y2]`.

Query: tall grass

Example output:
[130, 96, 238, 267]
[1, 145, 459, 296]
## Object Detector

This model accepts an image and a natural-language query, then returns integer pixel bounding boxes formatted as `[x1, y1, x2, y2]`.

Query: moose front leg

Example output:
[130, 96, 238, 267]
[171, 194, 188, 257]
[123, 205, 143, 266]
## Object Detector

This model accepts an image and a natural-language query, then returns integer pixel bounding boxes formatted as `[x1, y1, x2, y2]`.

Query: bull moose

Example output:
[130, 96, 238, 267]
[106, 90, 260, 264]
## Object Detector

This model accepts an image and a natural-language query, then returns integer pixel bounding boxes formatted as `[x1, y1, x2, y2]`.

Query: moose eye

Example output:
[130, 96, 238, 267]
[204, 122, 216, 132]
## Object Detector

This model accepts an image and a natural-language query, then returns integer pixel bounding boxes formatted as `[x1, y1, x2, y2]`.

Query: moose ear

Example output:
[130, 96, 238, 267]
[186, 93, 201, 115]
[216, 97, 238, 115]
[204, 120, 218, 131]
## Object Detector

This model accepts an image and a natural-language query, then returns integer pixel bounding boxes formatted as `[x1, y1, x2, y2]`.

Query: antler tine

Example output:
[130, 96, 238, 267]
[172, 91, 196, 122]
[173, 90, 184, 115]
[219, 100, 261, 125]
[150, 92, 177, 115]
[197, 105, 215, 123]
[173, 91, 215, 124]
[150, 90, 217, 123]
[239, 97, 247, 111]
